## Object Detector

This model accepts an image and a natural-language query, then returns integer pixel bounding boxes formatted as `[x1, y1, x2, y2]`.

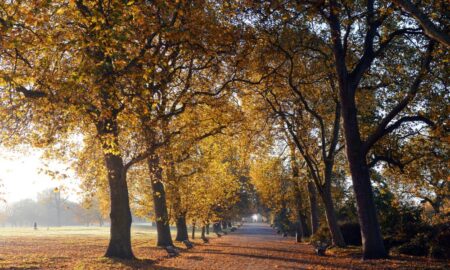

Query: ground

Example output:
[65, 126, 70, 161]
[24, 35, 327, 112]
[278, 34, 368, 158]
[0, 223, 448, 269]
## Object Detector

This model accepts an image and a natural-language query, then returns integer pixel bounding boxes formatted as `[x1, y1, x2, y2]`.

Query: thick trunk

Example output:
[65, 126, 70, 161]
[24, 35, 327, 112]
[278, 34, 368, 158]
[307, 181, 319, 234]
[320, 186, 346, 247]
[175, 214, 189, 242]
[206, 223, 210, 235]
[191, 222, 196, 239]
[340, 92, 387, 259]
[147, 155, 173, 247]
[103, 153, 134, 259]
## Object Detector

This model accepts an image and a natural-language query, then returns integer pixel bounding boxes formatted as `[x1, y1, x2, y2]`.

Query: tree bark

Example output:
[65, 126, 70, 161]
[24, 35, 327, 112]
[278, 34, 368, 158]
[201, 226, 206, 239]
[307, 181, 319, 234]
[191, 222, 196, 239]
[206, 223, 210, 235]
[98, 118, 134, 259]
[103, 153, 134, 259]
[320, 185, 346, 247]
[222, 220, 228, 230]
[147, 154, 173, 247]
[296, 207, 304, 242]
[340, 92, 387, 259]
[175, 214, 189, 242]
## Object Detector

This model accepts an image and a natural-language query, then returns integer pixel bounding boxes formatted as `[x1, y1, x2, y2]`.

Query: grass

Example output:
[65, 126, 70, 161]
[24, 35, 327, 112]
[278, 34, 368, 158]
[0, 225, 159, 237]
[0, 225, 209, 269]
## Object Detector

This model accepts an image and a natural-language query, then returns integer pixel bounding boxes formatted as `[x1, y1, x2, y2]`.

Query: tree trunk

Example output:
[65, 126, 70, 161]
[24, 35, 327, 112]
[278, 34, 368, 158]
[222, 220, 228, 230]
[191, 222, 196, 239]
[96, 117, 134, 259]
[175, 214, 189, 242]
[103, 153, 134, 259]
[55, 191, 62, 227]
[296, 211, 304, 243]
[201, 226, 206, 239]
[320, 186, 346, 247]
[294, 186, 304, 242]
[340, 92, 387, 259]
[307, 181, 319, 234]
[147, 154, 173, 247]
[206, 223, 210, 235]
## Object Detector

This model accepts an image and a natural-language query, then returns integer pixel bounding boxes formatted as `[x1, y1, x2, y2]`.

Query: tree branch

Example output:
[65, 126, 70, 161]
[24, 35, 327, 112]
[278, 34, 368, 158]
[392, 0, 450, 47]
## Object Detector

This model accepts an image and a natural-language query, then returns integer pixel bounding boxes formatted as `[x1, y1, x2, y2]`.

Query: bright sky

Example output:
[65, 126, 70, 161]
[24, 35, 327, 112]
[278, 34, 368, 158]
[0, 147, 80, 203]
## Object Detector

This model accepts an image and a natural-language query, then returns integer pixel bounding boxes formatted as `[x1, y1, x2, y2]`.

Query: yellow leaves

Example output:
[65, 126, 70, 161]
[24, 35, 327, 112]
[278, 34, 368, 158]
[56, 8, 65, 15]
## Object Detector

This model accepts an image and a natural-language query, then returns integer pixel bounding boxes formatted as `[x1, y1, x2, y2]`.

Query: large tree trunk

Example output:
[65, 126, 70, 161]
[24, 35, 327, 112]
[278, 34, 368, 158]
[98, 118, 134, 259]
[307, 181, 319, 234]
[147, 154, 173, 247]
[206, 223, 210, 235]
[340, 93, 387, 259]
[320, 185, 346, 247]
[103, 153, 134, 259]
[175, 214, 189, 242]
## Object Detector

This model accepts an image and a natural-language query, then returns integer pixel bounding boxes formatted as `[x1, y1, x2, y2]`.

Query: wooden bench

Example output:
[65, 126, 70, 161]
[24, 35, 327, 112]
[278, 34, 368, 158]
[313, 241, 329, 256]
[182, 240, 194, 249]
[165, 245, 180, 257]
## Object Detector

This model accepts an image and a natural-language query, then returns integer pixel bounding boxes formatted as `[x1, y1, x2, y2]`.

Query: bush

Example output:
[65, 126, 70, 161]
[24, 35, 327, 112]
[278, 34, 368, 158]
[340, 223, 362, 246]
[393, 233, 429, 256]
[428, 222, 450, 259]
[310, 225, 331, 245]
[388, 222, 450, 259]
[384, 236, 408, 252]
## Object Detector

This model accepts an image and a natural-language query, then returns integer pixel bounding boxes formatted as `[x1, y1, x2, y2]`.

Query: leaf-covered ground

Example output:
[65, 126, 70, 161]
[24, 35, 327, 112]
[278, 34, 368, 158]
[0, 224, 448, 269]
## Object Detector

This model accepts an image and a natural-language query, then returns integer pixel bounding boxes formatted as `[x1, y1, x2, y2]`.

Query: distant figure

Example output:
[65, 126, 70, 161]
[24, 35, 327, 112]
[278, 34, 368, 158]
[34, 222, 37, 230]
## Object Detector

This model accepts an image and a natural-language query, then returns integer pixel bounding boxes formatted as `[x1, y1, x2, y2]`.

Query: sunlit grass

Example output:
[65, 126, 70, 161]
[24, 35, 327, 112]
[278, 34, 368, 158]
[0, 224, 171, 237]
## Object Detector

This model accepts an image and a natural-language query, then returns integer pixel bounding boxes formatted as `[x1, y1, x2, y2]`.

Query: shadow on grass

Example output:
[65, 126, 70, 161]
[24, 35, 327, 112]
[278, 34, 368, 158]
[185, 256, 204, 261]
[95, 257, 182, 269]
[188, 250, 365, 269]
[206, 243, 314, 255]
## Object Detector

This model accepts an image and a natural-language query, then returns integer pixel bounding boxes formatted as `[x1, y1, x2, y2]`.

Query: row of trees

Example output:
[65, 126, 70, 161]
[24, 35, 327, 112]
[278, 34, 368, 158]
[0, 0, 447, 261]
[0, 188, 106, 227]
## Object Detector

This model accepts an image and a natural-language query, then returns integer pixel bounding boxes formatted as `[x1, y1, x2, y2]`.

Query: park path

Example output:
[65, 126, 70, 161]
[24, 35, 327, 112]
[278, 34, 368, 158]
[154, 223, 346, 270]
[152, 223, 442, 270]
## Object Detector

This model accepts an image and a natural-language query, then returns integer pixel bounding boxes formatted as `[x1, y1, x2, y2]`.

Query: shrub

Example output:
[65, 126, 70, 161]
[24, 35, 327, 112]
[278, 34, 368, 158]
[310, 225, 331, 245]
[340, 222, 362, 246]
[393, 233, 429, 256]
[428, 222, 450, 259]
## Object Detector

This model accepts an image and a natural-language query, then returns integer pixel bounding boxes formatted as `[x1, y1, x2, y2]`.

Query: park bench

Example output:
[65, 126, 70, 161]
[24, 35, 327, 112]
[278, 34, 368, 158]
[182, 240, 194, 249]
[201, 236, 209, 243]
[165, 245, 180, 257]
[313, 241, 330, 256]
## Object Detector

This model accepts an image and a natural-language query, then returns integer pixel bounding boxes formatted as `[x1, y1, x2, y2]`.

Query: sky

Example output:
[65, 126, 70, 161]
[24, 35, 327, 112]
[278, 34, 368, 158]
[0, 147, 80, 203]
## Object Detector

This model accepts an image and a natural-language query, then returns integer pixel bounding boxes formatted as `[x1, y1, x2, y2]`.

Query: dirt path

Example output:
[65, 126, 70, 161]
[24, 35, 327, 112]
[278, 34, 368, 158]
[155, 223, 448, 270]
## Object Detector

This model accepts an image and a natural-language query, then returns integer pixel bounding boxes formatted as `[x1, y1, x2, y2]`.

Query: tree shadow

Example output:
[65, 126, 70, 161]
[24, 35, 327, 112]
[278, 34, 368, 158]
[106, 258, 181, 269]
[186, 255, 204, 261]
[188, 250, 365, 270]
[206, 243, 312, 255]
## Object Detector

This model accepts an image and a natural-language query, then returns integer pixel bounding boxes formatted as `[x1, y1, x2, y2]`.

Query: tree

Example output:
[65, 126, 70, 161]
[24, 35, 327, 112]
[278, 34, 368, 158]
[313, 0, 444, 258]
